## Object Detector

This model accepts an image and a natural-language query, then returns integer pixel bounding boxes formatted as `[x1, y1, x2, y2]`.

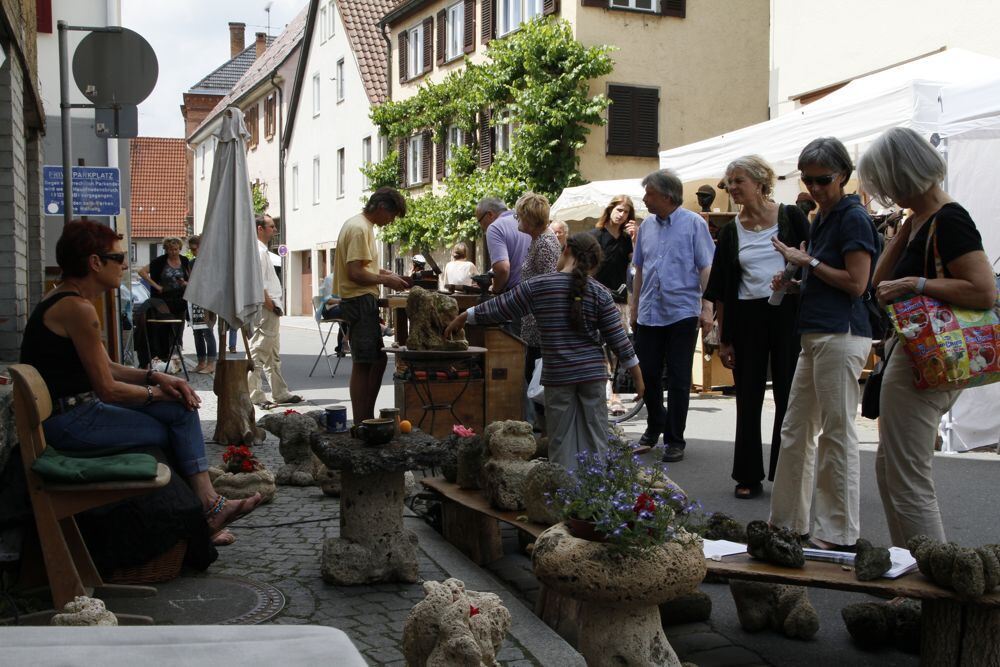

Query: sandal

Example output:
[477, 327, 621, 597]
[204, 493, 263, 533]
[211, 529, 236, 546]
[609, 401, 626, 416]
[257, 401, 276, 410]
[734, 483, 763, 499]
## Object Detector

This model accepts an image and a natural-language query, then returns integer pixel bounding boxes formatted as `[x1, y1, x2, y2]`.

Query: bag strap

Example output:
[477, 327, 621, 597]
[923, 215, 943, 279]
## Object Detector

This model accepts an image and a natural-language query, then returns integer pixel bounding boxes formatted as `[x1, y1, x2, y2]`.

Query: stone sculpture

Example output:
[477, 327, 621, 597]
[51, 596, 117, 626]
[522, 460, 570, 525]
[454, 434, 486, 490]
[746, 520, 804, 568]
[729, 580, 819, 640]
[208, 464, 277, 504]
[841, 599, 921, 653]
[402, 578, 511, 667]
[908, 534, 1000, 597]
[480, 420, 536, 511]
[853, 538, 892, 581]
[703, 512, 747, 543]
[257, 410, 323, 486]
[406, 287, 469, 351]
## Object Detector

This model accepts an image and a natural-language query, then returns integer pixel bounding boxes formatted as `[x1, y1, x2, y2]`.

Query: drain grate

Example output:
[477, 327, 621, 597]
[107, 574, 285, 625]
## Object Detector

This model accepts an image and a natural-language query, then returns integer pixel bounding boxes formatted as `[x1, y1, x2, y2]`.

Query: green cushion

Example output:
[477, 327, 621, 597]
[31, 447, 158, 483]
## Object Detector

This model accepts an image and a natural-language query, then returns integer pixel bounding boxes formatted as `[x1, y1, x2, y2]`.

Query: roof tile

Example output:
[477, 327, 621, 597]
[129, 137, 188, 238]
[338, 0, 396, 105]
[188, 36, 278, 93]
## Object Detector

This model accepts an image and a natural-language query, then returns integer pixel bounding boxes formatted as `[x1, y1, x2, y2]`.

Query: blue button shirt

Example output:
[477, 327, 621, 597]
[797, 194, 880, 336]
[633, 207, 715, 327]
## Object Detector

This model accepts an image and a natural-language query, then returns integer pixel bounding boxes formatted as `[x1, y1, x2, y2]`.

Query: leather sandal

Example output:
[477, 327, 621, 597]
[205, 493, 263, 533]
[734, 482, 763, 499]
[211, 529, 236, 546]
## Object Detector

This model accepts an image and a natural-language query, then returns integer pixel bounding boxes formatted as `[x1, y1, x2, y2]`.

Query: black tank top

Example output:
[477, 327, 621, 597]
[20, 292, 93, 399]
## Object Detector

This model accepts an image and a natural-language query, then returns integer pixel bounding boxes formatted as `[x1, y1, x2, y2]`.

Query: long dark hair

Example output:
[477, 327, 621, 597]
[565, 233, 603, 332]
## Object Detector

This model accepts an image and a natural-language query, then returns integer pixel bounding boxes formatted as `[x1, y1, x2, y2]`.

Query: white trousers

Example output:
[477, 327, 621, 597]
[769, 332, 870, 544]
[248, 309, 293, 404]
[875, 340, 959, 547]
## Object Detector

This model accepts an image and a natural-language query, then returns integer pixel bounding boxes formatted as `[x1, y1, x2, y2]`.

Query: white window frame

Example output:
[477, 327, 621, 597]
[495, 108, 514, 154]
[610, 0, 658, 11]
[525, 0, 544, 20]
[327, 1, 337, 37]
[407, 135, 424, 186]
[336, 58, 345, 102]
[312, 156, 321, 205]
[498, 0, 544, 36]
[361, 136, 372, 190]
[319, 6, 328, 42]
[445, 125, 464, 177]
[312, 73, 321, 116]
[291, 164, 300, 210]
[407, 24, 424, 79]
[446, 2, 464, 61]
[336, 147, 346, 198]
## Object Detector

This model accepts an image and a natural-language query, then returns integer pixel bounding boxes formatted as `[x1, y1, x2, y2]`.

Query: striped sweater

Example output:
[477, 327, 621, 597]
[466, 272, 638, 386]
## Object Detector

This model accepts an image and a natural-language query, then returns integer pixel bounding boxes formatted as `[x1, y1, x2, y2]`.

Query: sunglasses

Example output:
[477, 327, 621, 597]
[97, 252, 126, 264]
[476, 212, 491, 225]
[800, 173, 838, 187]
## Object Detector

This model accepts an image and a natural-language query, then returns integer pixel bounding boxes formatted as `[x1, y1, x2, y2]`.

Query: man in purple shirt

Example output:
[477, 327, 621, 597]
[630, 169, 716, 463]
[477, 197, 530, 294]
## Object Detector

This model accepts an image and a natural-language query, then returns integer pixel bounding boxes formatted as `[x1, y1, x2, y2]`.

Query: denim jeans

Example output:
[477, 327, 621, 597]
[42, 399, 208, 476]
[227, 328, 238, 351]
[193, 327, 217, 361]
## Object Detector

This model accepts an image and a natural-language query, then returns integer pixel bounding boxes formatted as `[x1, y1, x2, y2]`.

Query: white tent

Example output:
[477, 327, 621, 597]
[549, 178, 649, 223]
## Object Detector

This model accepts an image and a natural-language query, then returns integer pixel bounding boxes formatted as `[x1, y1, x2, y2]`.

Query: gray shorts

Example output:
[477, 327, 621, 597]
[339, 294, 383, 364]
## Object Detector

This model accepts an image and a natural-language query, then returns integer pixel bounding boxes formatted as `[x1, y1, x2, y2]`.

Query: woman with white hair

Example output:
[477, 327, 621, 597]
[859, 126, 996, 547]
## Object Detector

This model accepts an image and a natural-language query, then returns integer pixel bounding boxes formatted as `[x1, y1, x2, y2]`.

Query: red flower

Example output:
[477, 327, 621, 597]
[241, 459, 254, 472]
[284, 409, 299, 415]
[469, 605, 479, 617]
[633, 493, 656, 515]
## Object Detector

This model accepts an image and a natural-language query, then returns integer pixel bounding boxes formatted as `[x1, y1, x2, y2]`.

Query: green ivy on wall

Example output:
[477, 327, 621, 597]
[362, 18, 614, 250]
[251, 181, 269, 216]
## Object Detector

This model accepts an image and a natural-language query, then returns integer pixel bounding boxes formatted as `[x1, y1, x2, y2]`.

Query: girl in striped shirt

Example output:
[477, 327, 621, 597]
[445, 233, 643, 469]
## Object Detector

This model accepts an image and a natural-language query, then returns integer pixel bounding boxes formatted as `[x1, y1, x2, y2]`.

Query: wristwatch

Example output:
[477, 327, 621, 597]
[808, 258, 821, 269]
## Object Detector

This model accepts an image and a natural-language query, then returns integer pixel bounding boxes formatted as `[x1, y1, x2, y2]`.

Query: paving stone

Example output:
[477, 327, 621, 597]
[684, 646, 767, 667]
[664, 621, 714, 637]
[669, 631, 732, 655]
[367, 647, 406, 664]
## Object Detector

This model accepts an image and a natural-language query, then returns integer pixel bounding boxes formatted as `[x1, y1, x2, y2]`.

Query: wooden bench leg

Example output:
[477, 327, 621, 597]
[440, 501, 503, 565]
[61, 517, 103, 588]
[534, 583, 583, 648]
[921, 599, 1000, 665]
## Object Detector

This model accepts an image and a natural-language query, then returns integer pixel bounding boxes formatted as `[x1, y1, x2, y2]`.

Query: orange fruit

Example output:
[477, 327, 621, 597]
[399, 419, 413, 434]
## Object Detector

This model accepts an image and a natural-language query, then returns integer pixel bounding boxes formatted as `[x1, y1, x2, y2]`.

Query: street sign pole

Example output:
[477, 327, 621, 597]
[57, 21, 72, 226]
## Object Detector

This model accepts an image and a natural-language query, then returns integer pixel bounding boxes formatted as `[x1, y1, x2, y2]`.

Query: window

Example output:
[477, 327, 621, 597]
[611, 0, 655, 10]
[336, 58, 345, 102]
[601, 0, 686, 16]
[607, 84, 659, 157]
[445, 125, 464, 176]
[497, 0, 543, 36]
[336, 147, 345, 198]
[245, 104, 259, 148]
[407, 135, 424, 186]
[319, 6, 328, 41]
[312, 73, 321, 116]
[446, 2, 464, 61]
[292, 164, 299, 210]
[407, 25, 424, 79]
[312, 156, 321, 204]
[361, 136, 372, 189]
[264, 93, 276, 139]
[327, 1, 337, 37]
[129, 243, 137, 263]
[495, 108, 514, 154]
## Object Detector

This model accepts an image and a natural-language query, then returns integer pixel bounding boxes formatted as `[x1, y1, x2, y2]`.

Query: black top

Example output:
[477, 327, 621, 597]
[797, 194, 881, 337]
[20, 292, 92, 400]
[704, 204, 810, 343]
[148, 254, 190, 298]
[891, 203, 984, 280]
[590, 227, 633, 303]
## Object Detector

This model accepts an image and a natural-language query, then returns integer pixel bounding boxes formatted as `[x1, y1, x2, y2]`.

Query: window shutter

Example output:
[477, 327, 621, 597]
[607, 85, 659, 157]
[543, 0, 559, 15]
[580, 0, 605, 7]
[661, 0, 686, 17]
[465, 120, 477, 148]
[398, 139, 408, 186]
[478, 109, 493, 168]
[436, 135, 447, 180]
[607, 85, 635, 156]
[421, 130, 433, 184]
[423, 17, 434, 74]
[436, 9, 446, 65]
[634, 88, 660, 157]
[463, 0, 475, 54]
[398, 32, 408, 83]
[481, 0, 493, 45]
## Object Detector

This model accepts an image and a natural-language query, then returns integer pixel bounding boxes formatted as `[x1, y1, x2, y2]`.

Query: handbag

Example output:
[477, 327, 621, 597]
[861, 342, 892, 419]
[885, 218, 1000, 391]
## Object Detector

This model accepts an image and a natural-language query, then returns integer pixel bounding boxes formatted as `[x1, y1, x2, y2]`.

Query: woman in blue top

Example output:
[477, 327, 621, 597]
[768, 137, 880, 551]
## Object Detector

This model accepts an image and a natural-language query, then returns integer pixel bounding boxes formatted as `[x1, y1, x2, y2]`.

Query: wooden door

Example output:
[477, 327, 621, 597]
[300, 251, 312, 315]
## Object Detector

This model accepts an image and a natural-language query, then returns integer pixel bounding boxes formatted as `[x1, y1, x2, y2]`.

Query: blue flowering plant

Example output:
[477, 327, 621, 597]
[551, 446, 705, 554]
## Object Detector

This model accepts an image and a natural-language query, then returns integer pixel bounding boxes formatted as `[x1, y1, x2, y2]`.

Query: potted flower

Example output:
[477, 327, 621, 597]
[533, 447, 707, 666]
[208, 444, 277, 504]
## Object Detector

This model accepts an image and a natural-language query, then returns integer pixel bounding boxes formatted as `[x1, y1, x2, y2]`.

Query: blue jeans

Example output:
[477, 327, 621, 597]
[227, 328, 238, 351]
[43, 400, 208, 476]
[193, 327, 217, 361]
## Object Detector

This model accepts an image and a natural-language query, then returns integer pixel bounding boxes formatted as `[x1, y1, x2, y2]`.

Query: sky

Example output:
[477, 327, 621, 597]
[121, 0, 307, 139]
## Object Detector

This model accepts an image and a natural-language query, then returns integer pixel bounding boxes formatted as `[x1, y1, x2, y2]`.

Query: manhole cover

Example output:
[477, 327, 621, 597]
[107, 575, 285, 625]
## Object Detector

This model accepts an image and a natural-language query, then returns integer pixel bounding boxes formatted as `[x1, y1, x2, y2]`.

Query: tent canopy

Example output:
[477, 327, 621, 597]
[549, 178, 649, 223]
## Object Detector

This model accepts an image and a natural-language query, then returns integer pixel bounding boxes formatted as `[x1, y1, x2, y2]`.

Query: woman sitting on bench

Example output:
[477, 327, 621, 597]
[19, 220, 262, 543]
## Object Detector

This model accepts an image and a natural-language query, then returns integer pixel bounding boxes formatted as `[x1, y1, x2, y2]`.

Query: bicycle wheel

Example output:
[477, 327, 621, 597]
[606, 336, 644, 424]
[609, 397, 644, 425]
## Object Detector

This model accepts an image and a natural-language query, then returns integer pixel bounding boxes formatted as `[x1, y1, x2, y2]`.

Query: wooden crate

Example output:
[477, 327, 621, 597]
[394, 376, 484, 439]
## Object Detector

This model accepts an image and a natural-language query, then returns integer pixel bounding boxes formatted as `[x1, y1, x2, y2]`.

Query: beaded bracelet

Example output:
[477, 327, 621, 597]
[143, 386, 154, 406]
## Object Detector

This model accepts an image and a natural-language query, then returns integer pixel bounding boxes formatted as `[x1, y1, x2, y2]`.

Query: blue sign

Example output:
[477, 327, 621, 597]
[43, 165, 121, 216]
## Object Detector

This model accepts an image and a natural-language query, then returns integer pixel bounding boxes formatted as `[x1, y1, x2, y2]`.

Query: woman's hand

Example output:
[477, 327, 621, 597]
[719, 342, 736, 369]
[625, 220, 638, 241]
[444, 311, 468, 340]
[153, 373, 201, 410]
[772, 238, 812, 267]
[876, 277, 919, 305]
[770, 271, 799, 292]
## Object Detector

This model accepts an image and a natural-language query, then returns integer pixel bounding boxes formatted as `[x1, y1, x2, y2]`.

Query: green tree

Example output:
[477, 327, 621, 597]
[362, 18, 614, 250]
[251, 181, 269, 216]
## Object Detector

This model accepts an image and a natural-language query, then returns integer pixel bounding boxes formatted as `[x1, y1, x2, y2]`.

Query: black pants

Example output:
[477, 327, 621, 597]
[730, 297, 800, 485]
[636, 317, 699, 448]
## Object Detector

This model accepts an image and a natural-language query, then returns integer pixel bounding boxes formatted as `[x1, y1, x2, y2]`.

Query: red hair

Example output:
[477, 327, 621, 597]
[56, 220, 123, 278]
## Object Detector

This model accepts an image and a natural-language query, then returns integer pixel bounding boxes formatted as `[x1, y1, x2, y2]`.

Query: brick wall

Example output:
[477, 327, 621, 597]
[0, 45, 29, 359]
[26, 132, 43, 310]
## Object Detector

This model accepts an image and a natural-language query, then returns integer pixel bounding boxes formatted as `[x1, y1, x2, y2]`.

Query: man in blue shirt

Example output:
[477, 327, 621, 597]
[630, 169, 716, 462]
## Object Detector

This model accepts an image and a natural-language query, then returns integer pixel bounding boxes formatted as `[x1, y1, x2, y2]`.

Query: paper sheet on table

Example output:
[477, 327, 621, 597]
[703, 539, 748, 560]
[885, 547, 918, 579]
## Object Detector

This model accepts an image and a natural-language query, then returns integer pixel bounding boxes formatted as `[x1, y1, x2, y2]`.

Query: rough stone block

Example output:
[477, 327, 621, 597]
[481, 458, 536, 511]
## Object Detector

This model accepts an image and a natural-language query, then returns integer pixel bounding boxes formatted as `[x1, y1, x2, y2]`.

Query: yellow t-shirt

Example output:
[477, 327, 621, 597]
[333, 213, 380, 299]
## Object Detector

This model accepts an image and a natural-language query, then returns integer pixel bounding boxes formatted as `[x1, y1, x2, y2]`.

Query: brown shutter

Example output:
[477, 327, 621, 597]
[398, 139, 408, 186]
[398, 32, 408, 83]
[634, 88, 660, 157]
[607, 85, 635, 156]
[543, 0, 559, 15]
[423, 17, 434, 74]
[463, 0, 475, 54]
[465, 121, 477, 148]
[661, 0, 686, 17]
[481, 0, 493, 45]
[436, 9, 446, 65]
[581, 0, 605, 7]
[478, 109, 493, 168]
[436, 134, 447, 180]
[421, 130, 433, 184]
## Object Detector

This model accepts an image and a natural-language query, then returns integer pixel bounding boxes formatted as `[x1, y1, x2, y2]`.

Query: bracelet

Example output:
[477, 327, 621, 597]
[143, 386, 154, 406]
[145, 369, 155, 385]
[916, 277, 927, 295]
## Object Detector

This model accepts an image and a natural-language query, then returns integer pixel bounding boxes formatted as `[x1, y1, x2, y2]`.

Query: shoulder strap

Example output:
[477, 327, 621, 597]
[924, 216, 943, 278]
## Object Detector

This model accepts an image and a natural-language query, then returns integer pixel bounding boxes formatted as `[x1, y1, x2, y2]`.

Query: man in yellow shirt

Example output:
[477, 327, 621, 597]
[334, 187, 410, 423]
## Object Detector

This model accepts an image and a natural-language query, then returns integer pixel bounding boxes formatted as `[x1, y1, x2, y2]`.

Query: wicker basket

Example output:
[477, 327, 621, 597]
[106, 540, 187, 584]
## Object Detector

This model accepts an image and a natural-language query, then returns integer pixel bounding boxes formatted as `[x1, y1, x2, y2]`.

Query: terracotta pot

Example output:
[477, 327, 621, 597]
[566, 518, 608, 543]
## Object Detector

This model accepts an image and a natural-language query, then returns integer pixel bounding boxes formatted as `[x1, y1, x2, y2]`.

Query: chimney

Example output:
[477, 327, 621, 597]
[229, 22, 246, 58]
[255, 32, 267, 59]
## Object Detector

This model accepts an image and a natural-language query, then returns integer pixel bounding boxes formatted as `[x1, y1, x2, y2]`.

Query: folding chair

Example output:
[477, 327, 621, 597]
[9, 364, 171, 622]
[309, 295, 349, 378]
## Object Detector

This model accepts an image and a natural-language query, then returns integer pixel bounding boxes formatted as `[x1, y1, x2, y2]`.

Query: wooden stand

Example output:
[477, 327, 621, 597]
[692, 336, 733, 395]
[213, 324, 263, 445]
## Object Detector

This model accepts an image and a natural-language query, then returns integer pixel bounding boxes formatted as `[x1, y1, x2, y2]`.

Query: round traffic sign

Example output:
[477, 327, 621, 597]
[72, 28, 158, 105]
[277, 244, 289, 257]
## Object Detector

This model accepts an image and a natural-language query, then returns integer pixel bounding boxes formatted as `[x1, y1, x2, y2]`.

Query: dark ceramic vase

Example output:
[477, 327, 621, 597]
[566, 518, 608, 543]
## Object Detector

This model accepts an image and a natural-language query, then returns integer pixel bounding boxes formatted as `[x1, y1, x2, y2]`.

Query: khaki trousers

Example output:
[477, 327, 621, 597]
[875, 339, 959, 547]
[248, 309, 293, 404]
[769, 332, 871, 544]
[544, 381, 608, 471]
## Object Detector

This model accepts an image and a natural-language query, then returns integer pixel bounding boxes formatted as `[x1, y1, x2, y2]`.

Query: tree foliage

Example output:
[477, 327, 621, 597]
[251, 181, 269, 216]
[362, 18, 614, 250]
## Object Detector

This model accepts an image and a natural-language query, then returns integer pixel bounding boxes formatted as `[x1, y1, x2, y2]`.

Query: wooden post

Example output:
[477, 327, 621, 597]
[213, 322, 263, 445]
[440, 501, 503, 565]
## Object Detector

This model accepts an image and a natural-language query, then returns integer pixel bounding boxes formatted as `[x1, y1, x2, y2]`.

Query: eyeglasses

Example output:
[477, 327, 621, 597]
[800, 173, 838, 187]
[97, 252, 126, 264]
[476, 212, 491, 225]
